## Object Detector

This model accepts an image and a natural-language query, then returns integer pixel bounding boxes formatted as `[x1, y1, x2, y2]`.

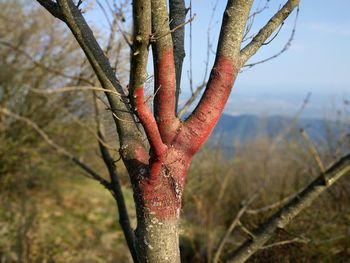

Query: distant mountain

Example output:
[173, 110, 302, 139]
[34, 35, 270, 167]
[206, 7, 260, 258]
[209, 114, 349, 150]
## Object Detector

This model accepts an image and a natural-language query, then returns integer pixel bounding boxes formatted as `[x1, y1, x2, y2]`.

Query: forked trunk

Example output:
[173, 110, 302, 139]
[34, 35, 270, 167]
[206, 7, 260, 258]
[131, 148, 191, 263]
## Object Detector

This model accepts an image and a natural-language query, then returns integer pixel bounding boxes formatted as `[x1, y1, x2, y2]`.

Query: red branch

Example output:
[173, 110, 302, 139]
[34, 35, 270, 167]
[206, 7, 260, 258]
[134, 87, 168, 159]
[179, 56, 237, 155]
[154, 48, 179, 143]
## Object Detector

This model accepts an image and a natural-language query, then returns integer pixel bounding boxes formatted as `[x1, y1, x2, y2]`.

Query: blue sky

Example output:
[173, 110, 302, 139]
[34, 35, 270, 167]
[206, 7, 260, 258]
[180, 1, 350, 117]
[186, 1, 350, 92]
[85, 1, 350, 118]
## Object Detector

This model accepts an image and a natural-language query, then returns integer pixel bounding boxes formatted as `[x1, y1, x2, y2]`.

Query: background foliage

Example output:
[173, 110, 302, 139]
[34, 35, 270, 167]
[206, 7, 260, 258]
[0, 1, 349, 262]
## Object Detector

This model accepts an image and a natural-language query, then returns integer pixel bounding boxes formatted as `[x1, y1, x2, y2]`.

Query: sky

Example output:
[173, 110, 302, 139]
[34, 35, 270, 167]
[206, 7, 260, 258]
[85, 1, 350, 118]
[182, 1, 350, 117]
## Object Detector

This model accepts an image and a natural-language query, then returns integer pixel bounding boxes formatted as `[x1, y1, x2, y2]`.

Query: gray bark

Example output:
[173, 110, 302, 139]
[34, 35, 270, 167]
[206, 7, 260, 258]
[169, 0, 187, 112]
[136, 216, 180, 263]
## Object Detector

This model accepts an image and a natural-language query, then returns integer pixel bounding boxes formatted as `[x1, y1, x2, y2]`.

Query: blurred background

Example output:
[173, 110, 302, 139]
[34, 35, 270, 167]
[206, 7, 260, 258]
[0, 0, 350, 262]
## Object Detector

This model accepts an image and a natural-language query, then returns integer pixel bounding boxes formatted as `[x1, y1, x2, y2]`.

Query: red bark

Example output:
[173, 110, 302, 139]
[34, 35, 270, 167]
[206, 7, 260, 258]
[137, 148, 191, 221]
[154, 48, 180, 143]
[134, 87, 167, 159]
[179, 56, 237, 155]
[135, 56, 237, 221]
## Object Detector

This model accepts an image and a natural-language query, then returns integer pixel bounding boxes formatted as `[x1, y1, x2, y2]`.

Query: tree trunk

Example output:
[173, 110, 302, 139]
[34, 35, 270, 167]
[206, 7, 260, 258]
[135, 213, 180, 262]
[132, 148, 191, 263]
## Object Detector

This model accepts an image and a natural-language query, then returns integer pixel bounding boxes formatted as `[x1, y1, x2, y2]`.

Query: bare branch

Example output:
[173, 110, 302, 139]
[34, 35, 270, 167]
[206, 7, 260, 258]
[61, 107, 118, 153]
[92, 94, 138, 262]
[246, 194, 295, 215]
[242, 6, 299, 69]
[300, 128, 326, 173]
[31, 86, 122, 96]
[36, 0, 65, 20]
[237, 221, 255, 240]
[177, 82, 206, 118]
[240, 0, 300, 66]
[134, 88, 167, 160]
[0, 107, 111, 190]
[97, 0, 132, 49]
[259, 237, 308, 250]
[177, 0, 219, 118]
[225, 153, 350, 262]
[128, 0, 168, 163]
[216, 0, 254, 60]
[150, 15, 195, 42]
[243, 0, 270, 42]
[0, 40, 94, 85]
[188, 0, 194, 95]
[260, 234, 349, 250]
[151, 0, 179, 144]
[180, 0, 253, 154]
[213, 194, 257, 263]
[55, 0, 148, 167]
[169, 0, 187, 111]
[129, 0, 151, 94]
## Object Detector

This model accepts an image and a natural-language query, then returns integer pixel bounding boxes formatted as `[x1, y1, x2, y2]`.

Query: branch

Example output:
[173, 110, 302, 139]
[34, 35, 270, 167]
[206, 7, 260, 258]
[240, 0, 300, 66]
[92, 94, 138, 262]
[129, 0, 151, 96]
[300, 128, 326, 173]
[246, 194, 295, 215]
[129, 0, 151, 102]
[129, 0, 168, 162]
[53, 0, 148, 168]
[259, 237, 308, 250]
[242, 6, 299, 69]
[169, 0, 187, 111]
[177, 82, 206, 119]
[134, 88, 167, 158]
[177, 0, 219, 118]
[0, 107, 111, 190]
[36, 0, 65, 20]
[179, 0, 253, 155]
[31, 86, 121, 96]
[103, 0, 133, 49]
[213, 194, 257, 263]
[242, 0, 270, 42]
[225, 153, 350, 262]
[0, 40, 94, 85]
[151, 0, 179, 144]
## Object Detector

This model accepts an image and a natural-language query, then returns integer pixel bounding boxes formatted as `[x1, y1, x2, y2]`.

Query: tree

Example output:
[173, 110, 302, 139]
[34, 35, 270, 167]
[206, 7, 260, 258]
[5, 0, 348, 262]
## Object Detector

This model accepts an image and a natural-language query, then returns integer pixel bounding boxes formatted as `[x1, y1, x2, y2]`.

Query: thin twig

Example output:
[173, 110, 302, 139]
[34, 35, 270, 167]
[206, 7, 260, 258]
[150, 14, 196, 42]
[92, 92, 137, 261]
[260, 233, 350, 250]
[0, 40, 94, 85]
[30, 86, 122, 97]
[259, 237, 308, 250]
[177, 82, 206, 118]
[240, 0, 300, 66]
[225, 153, 350, 262]
[242, 6, 299, 69]
[61, 108, 119, 153]
[213, 194, 258, 263]
[246, 193, 295, 215]
[237, 220, 255, 240]
[300, 128, 326, 173]
[0, 107, 111, 190]
[189, 1, 194, 94]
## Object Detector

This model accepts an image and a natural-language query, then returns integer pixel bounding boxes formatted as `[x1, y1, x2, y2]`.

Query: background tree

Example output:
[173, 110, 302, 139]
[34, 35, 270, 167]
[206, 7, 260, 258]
[2, 0, 350, 262]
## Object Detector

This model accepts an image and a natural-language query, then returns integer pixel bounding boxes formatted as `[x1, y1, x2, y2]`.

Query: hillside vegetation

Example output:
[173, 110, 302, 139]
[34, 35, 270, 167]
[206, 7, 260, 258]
[1, 1, 349, 262]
